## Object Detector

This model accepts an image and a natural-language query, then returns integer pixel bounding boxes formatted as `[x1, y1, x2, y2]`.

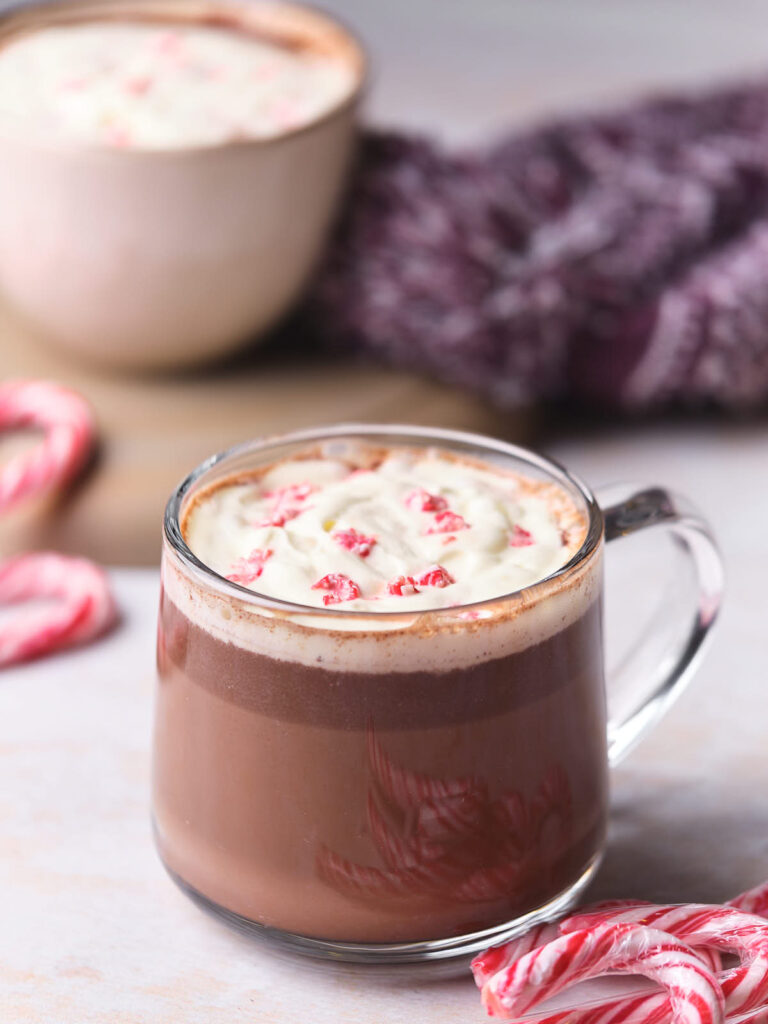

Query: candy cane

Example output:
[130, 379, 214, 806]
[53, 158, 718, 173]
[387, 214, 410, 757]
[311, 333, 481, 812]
[472, 921, 560, 988]
[732, 1007, 768, 1024]
[471, 903, 658, 991]
[366, 725, 483, 807]
[562, 904, 768, 1014]
[511, 992, 672, 1024]
[481, 921, 725, 1024]
[482, 921, 724, 1023]
[731, 883, 768, 919]
[567, 901, 722, 974]
[315, 843, 445, 899]
[0, 552, 117, 667]
[472, 883, 768, 1024]
[0, 379, 94, 511]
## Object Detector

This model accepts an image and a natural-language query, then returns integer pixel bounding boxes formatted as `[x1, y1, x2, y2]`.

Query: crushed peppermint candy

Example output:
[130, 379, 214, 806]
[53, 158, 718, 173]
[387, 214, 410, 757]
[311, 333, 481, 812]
[387, 565, 456, 596]
[426, 510, 471, 535]
[312, 573, 362, 606]
[416, 565, 455, 588]
[405, 488, 448, 512]
[184, 448, 586, 611]
[226, 548, 273, 585]
[387, 575, 420, 597]
[332, 528, 377, 557]
[256, 482, 314, 528]
[510, 525, 534, 547]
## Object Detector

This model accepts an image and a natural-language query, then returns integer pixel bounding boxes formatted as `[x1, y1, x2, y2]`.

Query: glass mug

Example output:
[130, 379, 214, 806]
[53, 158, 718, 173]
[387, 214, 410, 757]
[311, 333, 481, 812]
[153, 425, 723, 963]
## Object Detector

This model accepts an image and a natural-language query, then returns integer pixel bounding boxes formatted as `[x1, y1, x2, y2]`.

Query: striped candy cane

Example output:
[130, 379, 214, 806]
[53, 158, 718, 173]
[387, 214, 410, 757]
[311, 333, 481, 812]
[367, 725, 483, 807]
[472, 883, 768, 1024]
[562, 904, 768, 1014]
[472, 921, 560, 988]
[0, 380, 117, 667]
[732, 883, 768, 920]
[0, 552, 117, 667]
[481, 921, 724, 1023]
[0, 379, 94, 511]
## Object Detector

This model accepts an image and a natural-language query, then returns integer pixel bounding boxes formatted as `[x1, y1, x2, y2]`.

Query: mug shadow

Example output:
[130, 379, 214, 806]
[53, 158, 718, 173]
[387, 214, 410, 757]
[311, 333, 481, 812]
[588, 781, 768, 907]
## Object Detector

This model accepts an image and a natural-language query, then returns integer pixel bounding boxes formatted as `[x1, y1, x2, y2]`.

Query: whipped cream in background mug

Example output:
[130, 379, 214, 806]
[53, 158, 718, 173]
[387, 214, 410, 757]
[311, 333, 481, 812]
[0, 20, 356, 148]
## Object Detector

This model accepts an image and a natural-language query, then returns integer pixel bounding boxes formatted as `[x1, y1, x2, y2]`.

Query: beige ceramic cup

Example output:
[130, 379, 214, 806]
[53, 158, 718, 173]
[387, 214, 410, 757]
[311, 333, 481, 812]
[0, 0, 365, 370]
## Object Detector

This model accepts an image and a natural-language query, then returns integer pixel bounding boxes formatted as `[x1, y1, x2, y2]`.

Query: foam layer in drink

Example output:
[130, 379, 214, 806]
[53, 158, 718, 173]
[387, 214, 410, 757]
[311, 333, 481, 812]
[0, 21, 355, 149]
[168, 447, 600, 673]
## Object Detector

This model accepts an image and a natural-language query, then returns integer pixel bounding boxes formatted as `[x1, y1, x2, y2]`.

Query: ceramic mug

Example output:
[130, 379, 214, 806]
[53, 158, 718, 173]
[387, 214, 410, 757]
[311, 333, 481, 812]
[0, 0, 365, 370]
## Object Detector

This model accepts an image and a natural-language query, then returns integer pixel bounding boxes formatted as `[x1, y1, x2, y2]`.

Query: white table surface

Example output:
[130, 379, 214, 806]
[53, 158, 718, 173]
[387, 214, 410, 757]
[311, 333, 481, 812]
[2, 423, 768, 1023]
[4, 1, 768, 1019]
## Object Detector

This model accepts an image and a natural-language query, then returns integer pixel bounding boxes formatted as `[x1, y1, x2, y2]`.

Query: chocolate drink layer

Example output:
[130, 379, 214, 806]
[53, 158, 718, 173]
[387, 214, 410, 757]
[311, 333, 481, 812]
[154, 553, 608, 942]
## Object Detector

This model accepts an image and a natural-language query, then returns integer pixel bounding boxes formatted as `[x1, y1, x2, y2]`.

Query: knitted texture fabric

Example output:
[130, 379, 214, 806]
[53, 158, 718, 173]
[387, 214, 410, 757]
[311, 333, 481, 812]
[308, 80, 768, 411]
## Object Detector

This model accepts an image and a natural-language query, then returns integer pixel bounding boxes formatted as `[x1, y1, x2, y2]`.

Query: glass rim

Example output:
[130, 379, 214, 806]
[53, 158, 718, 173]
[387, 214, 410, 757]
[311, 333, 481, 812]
[163, 423, 604, 618]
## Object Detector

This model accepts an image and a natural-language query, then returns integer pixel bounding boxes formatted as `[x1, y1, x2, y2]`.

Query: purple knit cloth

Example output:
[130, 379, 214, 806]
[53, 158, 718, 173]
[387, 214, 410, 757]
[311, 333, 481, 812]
[308, 80, 768, 411]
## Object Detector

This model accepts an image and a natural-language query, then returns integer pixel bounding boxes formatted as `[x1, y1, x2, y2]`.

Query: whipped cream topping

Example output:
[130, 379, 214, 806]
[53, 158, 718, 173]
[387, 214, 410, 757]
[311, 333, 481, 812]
[0, 22, 356, 149]
[183, 450, 587, 612]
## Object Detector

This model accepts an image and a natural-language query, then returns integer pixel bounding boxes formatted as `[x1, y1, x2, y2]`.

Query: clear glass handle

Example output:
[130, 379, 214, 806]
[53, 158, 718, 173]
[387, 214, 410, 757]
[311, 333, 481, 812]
[598, 483, 724, 766]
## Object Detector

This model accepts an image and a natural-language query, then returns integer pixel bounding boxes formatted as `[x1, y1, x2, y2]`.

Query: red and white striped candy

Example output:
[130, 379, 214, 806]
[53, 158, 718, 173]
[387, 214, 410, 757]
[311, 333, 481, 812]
[471, 922, 559, 988]
[566, 901, 722, 973]
[562, 904, 768, 1014]
[0, 379, 95, 512]
[472, 883, 768, 1024]
[512, 992, 672, 1024]
[366, 791, 441, 871]
[734, 1007, 768, 1024]
[0, 552, 117, 667]
[367, 726, 482, 808]
[481, 921, 725, 1024]
[311, 572, 361, 605]
[315, 842, 444, 899]
[532, 995, 768, 1024]
[732, 882, 768, 919]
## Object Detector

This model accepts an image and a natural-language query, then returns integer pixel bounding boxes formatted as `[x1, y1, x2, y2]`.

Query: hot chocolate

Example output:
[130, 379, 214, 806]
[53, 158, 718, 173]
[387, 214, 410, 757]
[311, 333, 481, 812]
[154, 439, 608, 947]
[0, 19, 356, 149]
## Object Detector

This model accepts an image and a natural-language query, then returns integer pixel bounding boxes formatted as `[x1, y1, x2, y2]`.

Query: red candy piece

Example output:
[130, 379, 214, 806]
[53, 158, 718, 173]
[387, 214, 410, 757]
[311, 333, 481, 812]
[312, 573, 361, 606]
[226, 548, 273, 585]
[265, 483, 314, 503]
[258, 508, 301, 527]
[426, 510, 470, 534]
[332, 528, 377, 558]
[125, 75, 153, 95]
[257, 482, 314, 528]
[510, 524, 534, 547]
[387, 575, 420, 597]
[388, 565, 456, 595]
[415, 565, 455, 588]
[405, 488, 448, 512]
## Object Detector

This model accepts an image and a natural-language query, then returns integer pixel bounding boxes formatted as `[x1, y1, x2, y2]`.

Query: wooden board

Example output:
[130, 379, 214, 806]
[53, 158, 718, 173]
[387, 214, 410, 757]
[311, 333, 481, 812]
[0, 303, 531, 565]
